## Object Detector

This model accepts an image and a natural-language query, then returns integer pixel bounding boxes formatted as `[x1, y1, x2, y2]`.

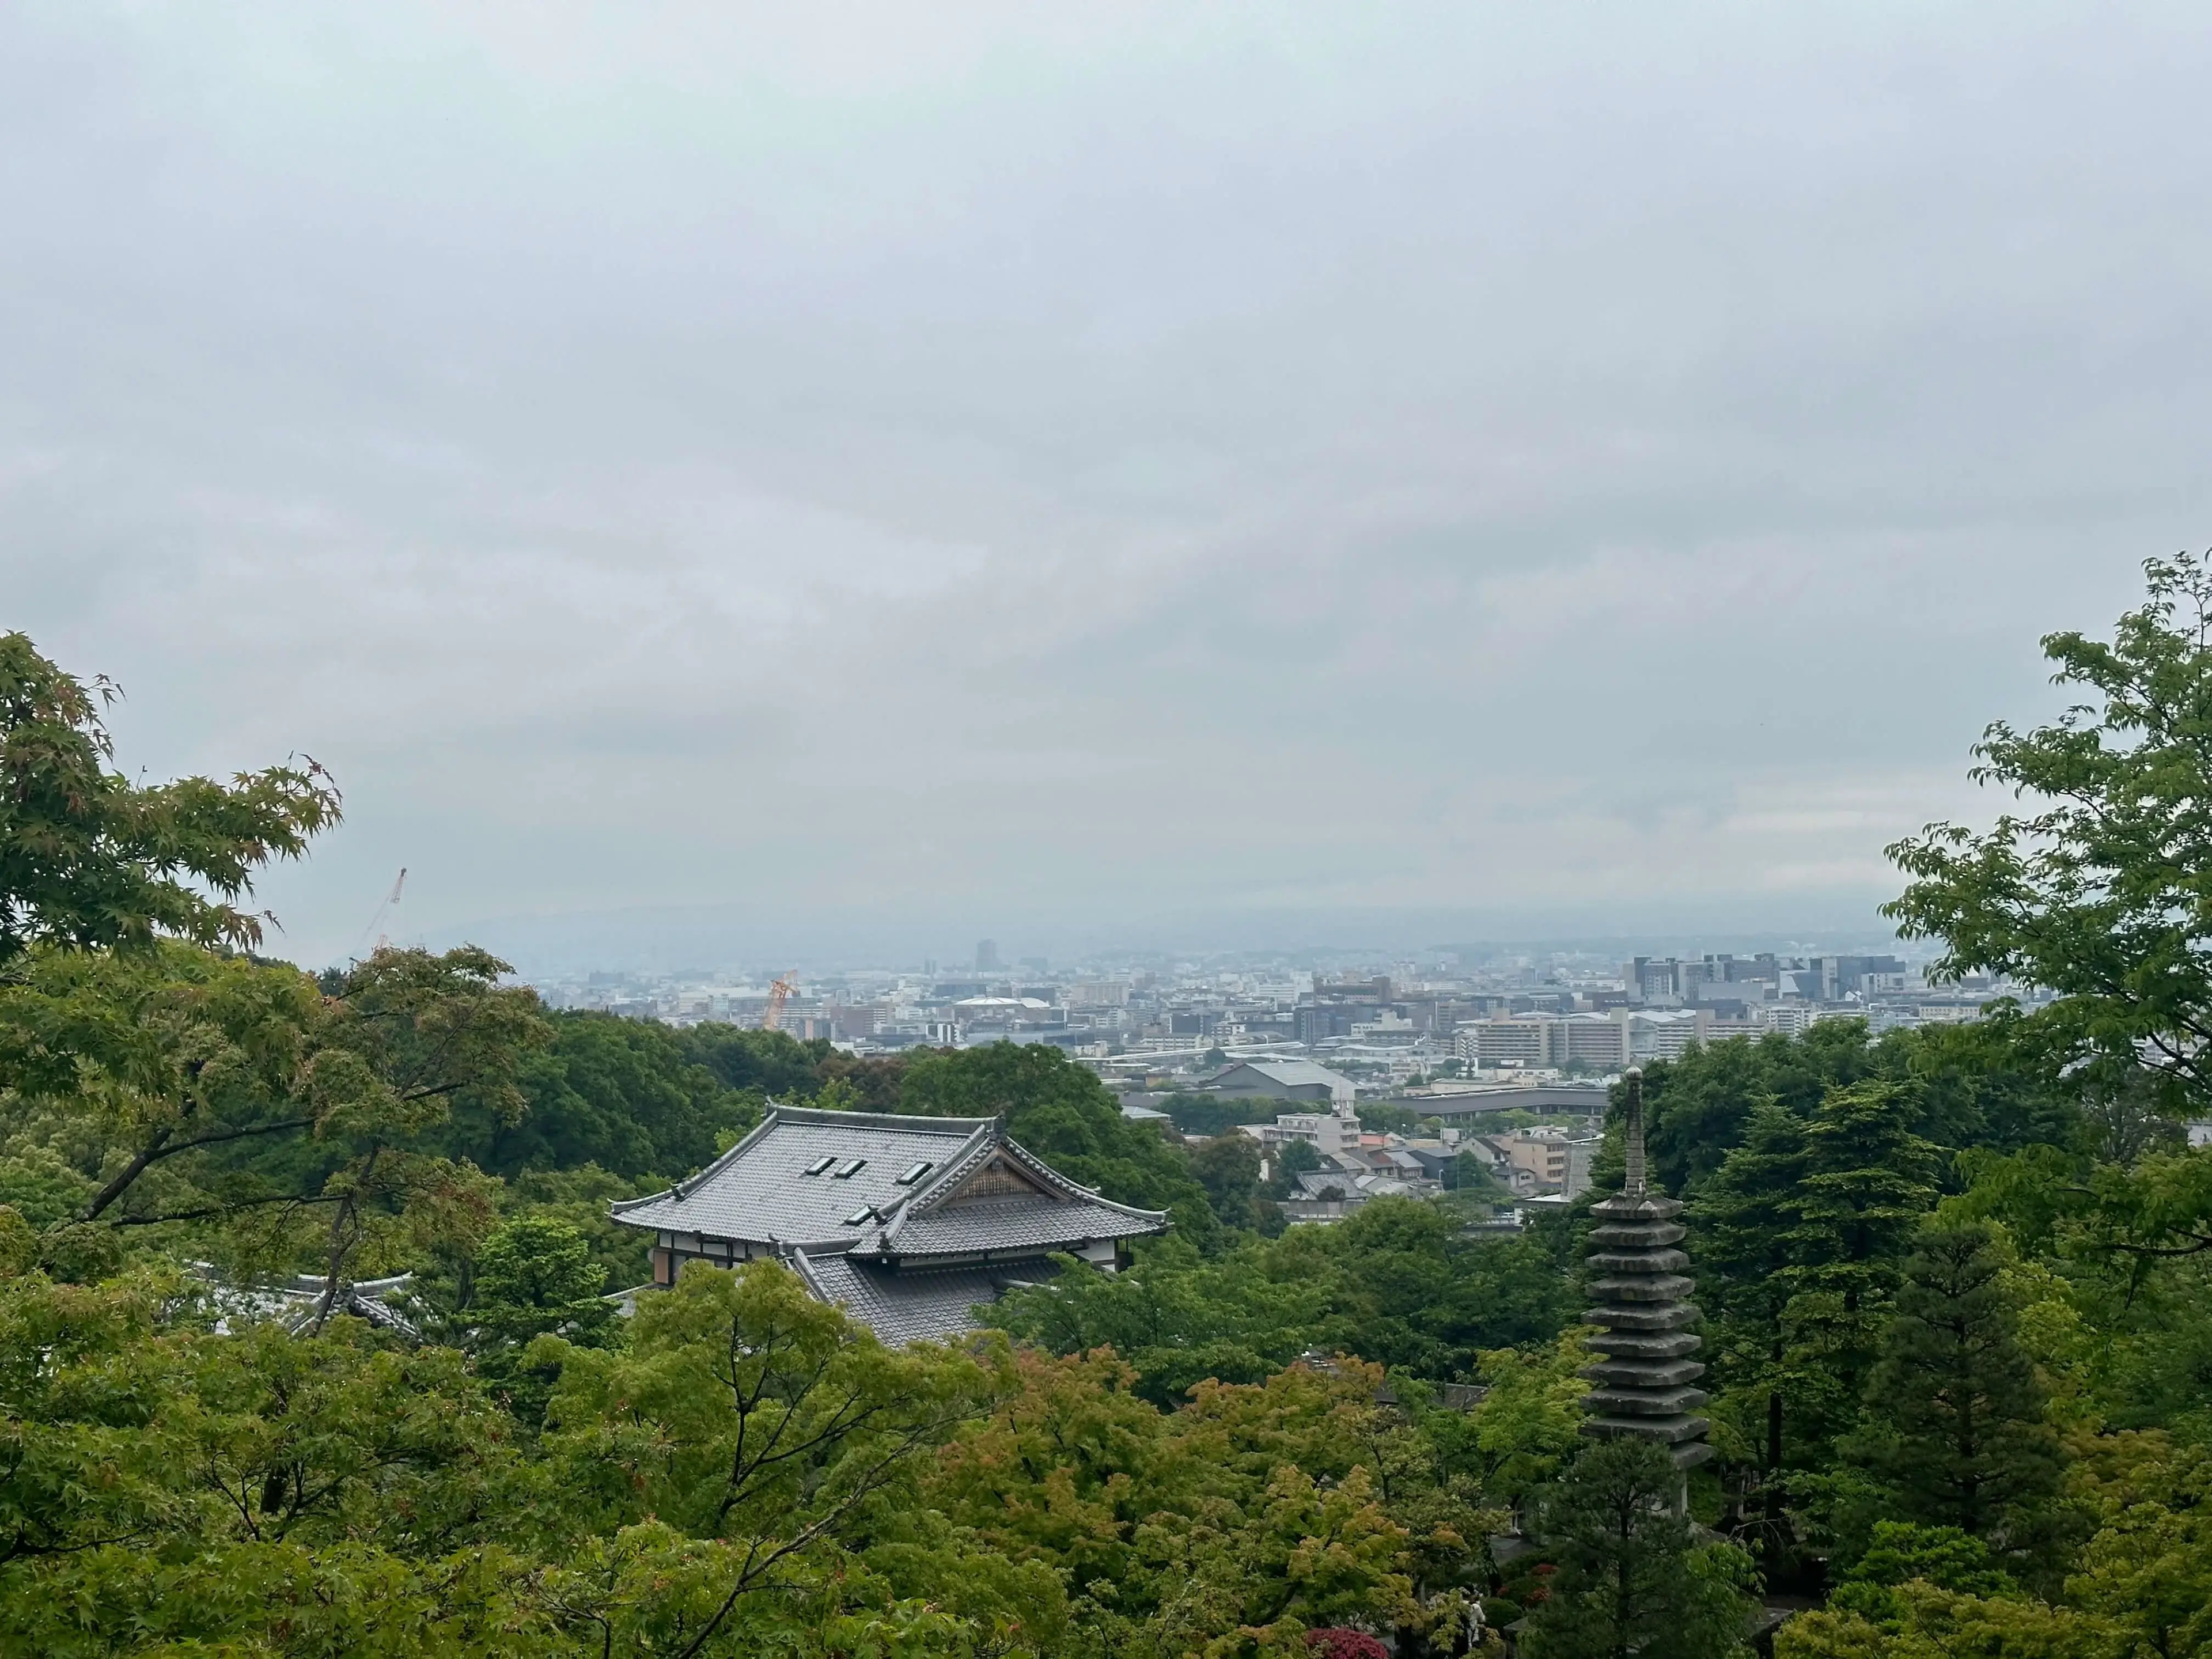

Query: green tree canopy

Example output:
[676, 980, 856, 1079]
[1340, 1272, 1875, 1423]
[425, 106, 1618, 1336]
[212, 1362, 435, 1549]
[468, 1214, 611, 1347]
[1888, 551, 2212, 1118]
[1630, 1018, 2071, 1203]
[1638, 1020, 1884, 1195]
[670, 1022, 832, 1099]
[995, 1196, 1576, 1396]
[0, 631, 339, 965]
[921, 1345, 1479, 1654]
[1158, 1089, 1268, 1138]
[1690, 1080, 1941, 1581]
[1188, 1131, 1276, 1233]
[1274, 1137, 1324, 1187]
[0, 941, 549, 1311]
[436, 1010, 760, 1181]
[0, 1262, 1041, 1658]
[1849, 1222, 2062, 1551]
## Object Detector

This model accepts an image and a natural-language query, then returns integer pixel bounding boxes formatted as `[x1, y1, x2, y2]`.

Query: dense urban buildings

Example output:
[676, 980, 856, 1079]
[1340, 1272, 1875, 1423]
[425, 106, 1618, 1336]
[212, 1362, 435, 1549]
[528, 938, 2021, 1222]
[536, 941, 2009, 1075]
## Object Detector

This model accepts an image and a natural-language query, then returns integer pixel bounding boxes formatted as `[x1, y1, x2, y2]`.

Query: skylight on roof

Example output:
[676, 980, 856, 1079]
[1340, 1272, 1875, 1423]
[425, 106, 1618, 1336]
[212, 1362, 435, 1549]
[832, 1157, 867, 1179]
[843, 1206, 875, 1226]
[802, 1156, 835, 1176]
[895, 1160, 934, 1185]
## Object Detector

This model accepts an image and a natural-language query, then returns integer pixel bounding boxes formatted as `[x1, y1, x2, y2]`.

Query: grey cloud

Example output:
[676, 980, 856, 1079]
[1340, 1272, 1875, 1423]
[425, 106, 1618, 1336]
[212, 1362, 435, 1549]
[2, 2, 2203, 969]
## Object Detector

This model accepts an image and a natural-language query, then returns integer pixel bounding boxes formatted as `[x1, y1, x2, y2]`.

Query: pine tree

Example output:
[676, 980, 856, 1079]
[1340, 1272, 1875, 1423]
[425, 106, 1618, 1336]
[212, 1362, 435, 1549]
[1691, 1101, 1812, 1547]
[1691, 1081, 1938, 1563]
[1786, 1081, 1944, 1427]
[1520, 1438, 1755, 1659]
[1854, 1222, 2063, 1545]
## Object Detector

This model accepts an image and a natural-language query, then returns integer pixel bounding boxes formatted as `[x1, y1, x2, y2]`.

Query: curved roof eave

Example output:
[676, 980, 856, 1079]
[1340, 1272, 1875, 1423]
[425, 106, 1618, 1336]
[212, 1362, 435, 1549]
[995, 1136, 1172, 1223]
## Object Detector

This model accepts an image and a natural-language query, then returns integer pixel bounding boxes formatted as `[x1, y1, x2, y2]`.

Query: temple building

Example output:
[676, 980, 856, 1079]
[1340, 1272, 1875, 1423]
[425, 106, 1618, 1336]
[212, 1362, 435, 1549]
[1579, 1067, 1713, 1469]
[611, 1105, 1170, 1344]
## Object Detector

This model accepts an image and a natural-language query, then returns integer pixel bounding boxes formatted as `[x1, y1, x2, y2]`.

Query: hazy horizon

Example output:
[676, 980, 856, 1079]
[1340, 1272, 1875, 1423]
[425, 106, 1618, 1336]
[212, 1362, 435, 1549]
[406, 899, 1923, 983]
[9, 5, 2206, 970]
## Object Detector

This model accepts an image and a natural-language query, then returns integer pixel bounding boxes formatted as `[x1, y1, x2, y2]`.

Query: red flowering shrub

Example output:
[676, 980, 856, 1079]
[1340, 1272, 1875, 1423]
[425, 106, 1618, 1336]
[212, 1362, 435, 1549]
[1305, 1630, 1389, 1659]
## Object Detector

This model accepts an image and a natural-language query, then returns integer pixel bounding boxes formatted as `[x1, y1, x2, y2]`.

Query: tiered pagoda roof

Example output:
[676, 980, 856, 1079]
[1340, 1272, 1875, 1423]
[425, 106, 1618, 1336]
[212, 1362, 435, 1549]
[1580, 1067, 1712, 1469]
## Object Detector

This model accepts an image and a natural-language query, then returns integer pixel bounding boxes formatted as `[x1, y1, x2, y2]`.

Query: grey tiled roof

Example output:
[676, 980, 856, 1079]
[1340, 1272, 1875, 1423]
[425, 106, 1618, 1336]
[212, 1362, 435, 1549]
[613, 1105, 1168, 1260]
[613, 1104, 1169, 1345]
[789, 1252, 1044, 1346]
[611, 1108, 996, 1249]
[1292, 1169, 1424, 1200]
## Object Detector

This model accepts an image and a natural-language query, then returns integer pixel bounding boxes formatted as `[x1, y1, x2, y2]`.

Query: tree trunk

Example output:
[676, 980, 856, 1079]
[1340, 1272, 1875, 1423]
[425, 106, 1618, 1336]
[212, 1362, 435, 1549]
[310, 1146, 380, 1333]
[1764, 1355, 1786, 1554]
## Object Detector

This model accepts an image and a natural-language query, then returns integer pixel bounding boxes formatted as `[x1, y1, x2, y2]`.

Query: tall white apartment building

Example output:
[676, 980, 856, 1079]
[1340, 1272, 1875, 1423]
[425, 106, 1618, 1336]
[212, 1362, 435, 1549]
[1626, 1009, 1713, 1060]
[1456, 1013, 1632, 1069]
[1557, 1014, 1633, 1067]
[1459, 1017, 1551, 1067]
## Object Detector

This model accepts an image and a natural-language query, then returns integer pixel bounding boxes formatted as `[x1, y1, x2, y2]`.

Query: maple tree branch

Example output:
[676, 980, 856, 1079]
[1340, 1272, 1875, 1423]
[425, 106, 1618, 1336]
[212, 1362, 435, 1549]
[104, 1190, 342, 1228]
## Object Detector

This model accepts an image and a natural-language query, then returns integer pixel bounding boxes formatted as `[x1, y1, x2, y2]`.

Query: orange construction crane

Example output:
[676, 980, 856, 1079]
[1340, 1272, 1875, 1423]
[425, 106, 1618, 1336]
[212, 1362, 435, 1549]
[763, 971, 798, 1032]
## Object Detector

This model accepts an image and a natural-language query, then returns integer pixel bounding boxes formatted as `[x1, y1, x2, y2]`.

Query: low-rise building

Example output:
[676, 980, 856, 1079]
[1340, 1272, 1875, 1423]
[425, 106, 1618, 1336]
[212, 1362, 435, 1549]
[1479, 1126, 1601, 1199]
[1246, 1099, 1362, 1159]
[1279, 1165, 1433, 1225]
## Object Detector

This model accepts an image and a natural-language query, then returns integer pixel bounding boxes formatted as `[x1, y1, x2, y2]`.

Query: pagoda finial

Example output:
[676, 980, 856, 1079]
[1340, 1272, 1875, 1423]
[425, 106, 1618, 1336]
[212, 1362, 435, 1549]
[1623, 1065, 1647, 1198]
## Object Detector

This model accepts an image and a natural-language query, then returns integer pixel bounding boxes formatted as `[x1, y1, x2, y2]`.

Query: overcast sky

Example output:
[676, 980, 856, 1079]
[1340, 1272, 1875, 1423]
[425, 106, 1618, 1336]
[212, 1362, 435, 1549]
[3, 3, 2200, 971]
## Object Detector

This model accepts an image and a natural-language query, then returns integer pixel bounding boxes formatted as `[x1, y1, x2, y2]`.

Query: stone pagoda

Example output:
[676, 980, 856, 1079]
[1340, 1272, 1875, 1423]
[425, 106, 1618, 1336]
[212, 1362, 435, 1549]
[1580, 1067, 1711, 1469]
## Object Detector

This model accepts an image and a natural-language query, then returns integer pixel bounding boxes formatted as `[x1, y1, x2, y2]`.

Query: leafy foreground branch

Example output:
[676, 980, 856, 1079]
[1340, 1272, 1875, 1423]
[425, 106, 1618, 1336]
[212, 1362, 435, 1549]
[0, 628, 340, 967]
[0, 938, 552, 1317]
[0, 1255, 1521, 1658]
[0, 1261, 1006, 1658]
